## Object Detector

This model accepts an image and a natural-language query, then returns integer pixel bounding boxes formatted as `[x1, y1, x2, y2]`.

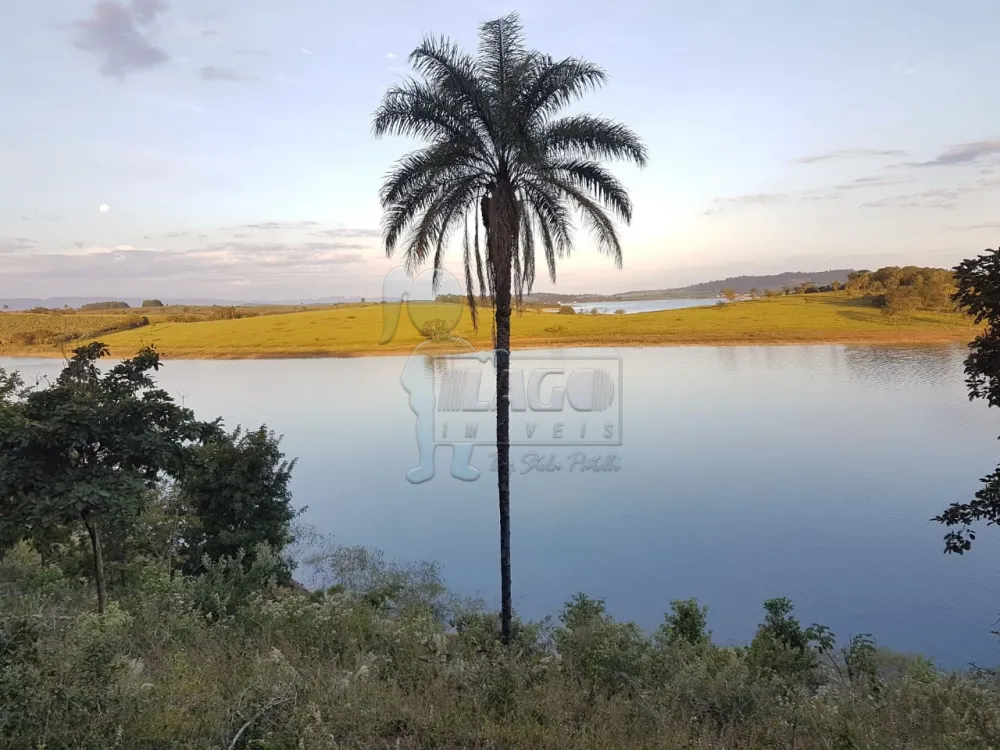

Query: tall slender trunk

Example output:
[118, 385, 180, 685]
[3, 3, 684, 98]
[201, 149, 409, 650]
[83, 512, 107, 615]
[486, 183, 515, 647]
[495, 267, 512, 646]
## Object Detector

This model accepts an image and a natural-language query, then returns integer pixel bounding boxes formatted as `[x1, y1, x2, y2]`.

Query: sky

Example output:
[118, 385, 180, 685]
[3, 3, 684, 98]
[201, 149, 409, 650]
[2, 0, 1000, 301]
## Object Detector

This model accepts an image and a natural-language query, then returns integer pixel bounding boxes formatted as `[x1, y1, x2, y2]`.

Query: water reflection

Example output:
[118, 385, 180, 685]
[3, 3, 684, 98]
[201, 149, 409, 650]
[0, 344, 998, 668]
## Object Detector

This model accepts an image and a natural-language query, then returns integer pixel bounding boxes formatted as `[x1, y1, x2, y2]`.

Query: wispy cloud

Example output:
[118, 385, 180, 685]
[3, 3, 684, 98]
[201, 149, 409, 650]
[0, 239, 372, 283]
[200, 65, 257, 82]
[800, 176, 913, 200]
[953, 222, 1000, 231]
[223, 220, 322, 232]
[309, 228, 380, 239]
[72, 0, 170, 78]
[794, 148, 907, 165]
[860, 187, 977, 210]
[0, 238, 38, 254]
[906, 139, 1000, 168]
[706, 193, 787, 214]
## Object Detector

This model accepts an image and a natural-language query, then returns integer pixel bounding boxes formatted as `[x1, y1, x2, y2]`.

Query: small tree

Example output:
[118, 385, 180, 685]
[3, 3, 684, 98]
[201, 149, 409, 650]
[935, 247, 1000, 552]
[141, 299, 165, 307]
[831, 280, 842, 297]
[178, 426, 300, 578]
[0, 343, 211, 612]
[655, 598, 711, 647]
[722, 288, 737, 303]
[747, 597, 834, 686]
[881, 286, 919, 324]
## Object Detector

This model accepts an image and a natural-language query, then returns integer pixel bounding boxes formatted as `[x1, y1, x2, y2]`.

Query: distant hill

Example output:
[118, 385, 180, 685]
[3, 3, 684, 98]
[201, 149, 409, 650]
[675, 270, 854, 295]
[519, 270, 856, 303]
[0, 296, 365, 311]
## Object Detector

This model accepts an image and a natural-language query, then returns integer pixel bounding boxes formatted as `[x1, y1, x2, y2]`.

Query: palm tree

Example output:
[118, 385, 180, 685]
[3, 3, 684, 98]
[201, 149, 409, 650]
[373, 12, 647, 645]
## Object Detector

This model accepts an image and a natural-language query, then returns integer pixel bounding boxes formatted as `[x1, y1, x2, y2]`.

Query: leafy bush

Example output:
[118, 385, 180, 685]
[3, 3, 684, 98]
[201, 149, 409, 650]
[557, 305, 576, 315]
[2, 547, 1000, 749]
[419, 318, 453, 340]
[81, 301, 130, 310]
[7, 332, 35, 346]
[141, 299, 164, 307]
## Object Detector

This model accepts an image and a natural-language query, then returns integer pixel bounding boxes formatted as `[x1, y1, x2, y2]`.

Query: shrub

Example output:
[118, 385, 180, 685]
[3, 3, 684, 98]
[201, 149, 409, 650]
[141, 299, 164, 307]
[81, 301, 130, 310]
[557, 305, 576, 315]
[419, 318, 452, 340]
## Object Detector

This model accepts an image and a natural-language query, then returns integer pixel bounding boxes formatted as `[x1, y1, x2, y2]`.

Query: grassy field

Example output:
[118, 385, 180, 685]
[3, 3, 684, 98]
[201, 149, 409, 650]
[0, 294, 977, 359]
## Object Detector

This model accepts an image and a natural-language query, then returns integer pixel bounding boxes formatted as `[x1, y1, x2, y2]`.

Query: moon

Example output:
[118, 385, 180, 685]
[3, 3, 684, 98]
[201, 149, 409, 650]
[99, 204, 110, 213]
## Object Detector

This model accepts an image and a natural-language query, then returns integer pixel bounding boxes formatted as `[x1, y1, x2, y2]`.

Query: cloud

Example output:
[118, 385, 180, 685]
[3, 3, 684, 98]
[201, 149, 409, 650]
[200, 65, 256, 82]
[908, 139, 1000, 168]
[954, 222, 1000, 231]
[0, 237, 37, 254]
[706, 193, 788, 214]
[794, 148, 907, 165]
[308, 228, 381, 239]
[0, 239, 371, 283]
[860, 187, 977, 210]
[798, 176, 913, 201]
[386, 52, 396, 58]
[72, 0, 170, 78]
[223, 220, 322, 232]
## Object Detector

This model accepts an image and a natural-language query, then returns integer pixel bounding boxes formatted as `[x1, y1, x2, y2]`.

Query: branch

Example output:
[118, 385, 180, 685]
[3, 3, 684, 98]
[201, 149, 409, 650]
[226, 695, 293, 750]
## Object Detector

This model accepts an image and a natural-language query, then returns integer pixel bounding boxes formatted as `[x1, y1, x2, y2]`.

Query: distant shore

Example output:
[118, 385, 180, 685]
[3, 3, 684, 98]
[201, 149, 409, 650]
[0, 294, 976, 361]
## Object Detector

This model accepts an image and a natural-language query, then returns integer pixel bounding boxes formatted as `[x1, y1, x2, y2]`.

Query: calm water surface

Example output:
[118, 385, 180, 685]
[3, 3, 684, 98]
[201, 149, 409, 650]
[4, 344, 999, 668]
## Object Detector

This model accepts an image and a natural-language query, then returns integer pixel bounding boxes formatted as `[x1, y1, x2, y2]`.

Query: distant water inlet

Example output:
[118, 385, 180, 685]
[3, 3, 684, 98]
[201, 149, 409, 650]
[2, 344, 998, 667]
[570, 298, 719, 314]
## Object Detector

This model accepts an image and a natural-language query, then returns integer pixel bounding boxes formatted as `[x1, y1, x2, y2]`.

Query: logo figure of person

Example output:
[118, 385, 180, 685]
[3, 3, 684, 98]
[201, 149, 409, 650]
[380, 266, 491, 484]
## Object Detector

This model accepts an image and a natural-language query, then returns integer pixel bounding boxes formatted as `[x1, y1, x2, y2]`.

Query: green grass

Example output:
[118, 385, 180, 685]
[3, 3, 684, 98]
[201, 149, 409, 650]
[0, 294, 977, 359]
[4, 541, 1000, 749]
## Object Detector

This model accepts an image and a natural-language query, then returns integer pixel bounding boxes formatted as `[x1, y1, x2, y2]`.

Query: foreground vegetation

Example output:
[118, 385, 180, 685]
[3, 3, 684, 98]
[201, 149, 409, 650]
[4, 539, 1000, 749]
[0, 294, 974, 359]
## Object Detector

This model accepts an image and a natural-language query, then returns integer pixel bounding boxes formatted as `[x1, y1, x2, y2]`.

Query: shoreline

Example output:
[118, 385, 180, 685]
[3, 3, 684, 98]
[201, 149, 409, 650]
[0, 330, 973, 361]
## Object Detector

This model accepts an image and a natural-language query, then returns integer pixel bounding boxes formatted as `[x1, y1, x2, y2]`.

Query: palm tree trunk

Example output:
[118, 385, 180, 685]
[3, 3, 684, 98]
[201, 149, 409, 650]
[495, 268, 513, 646]
[486, 183, 515, 647]
[83, 511, 107, 615]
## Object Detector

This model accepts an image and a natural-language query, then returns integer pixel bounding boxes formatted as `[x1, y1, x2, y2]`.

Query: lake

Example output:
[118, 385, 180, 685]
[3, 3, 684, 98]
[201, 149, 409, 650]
[570, 298, 719, 314]
[3, 344, 999, 668]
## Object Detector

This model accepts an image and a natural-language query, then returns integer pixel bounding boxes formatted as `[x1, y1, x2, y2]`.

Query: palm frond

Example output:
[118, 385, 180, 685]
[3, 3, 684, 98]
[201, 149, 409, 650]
[517, 56, 608, 123]
[381, 172, 470, 254]
[409, 36, 497, 149]
[477, 13, 527, 99]
[544, 177, 623, 266]
[373, 80, 491, 159]
[379, 143, 480, 208]
[400, 175, 481, 275]
[549, 159, 633, 222]
[541, 114, 649, 166]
